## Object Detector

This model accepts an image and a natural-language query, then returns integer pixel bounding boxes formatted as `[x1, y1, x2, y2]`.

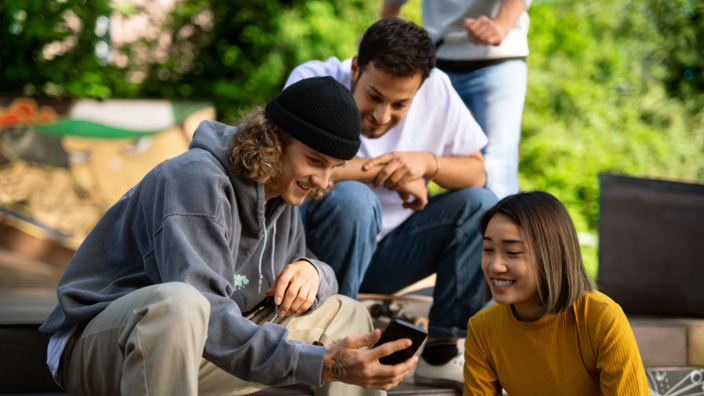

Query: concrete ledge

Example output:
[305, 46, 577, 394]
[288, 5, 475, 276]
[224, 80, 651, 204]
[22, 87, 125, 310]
[630, 316, 704, 367]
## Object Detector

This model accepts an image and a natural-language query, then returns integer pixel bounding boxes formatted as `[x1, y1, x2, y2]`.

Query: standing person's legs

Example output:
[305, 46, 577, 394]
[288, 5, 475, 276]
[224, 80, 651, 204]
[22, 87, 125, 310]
[447, 59, 527, 199]
[300, 181, 383, 298]
[198, 295, 385, 396]
[61, 282, 210, 396]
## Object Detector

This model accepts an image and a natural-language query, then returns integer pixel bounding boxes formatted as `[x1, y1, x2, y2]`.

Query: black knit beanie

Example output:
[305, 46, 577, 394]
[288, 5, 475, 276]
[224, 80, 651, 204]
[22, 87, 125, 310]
[265, 76, 361, 160]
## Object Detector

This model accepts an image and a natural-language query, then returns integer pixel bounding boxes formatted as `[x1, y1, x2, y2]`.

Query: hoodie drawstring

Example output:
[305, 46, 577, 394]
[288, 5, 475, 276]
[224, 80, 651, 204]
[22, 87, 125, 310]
[257, 229, 267, 294]
[256, 222, 278, 298]
[268, 222, 279, 322]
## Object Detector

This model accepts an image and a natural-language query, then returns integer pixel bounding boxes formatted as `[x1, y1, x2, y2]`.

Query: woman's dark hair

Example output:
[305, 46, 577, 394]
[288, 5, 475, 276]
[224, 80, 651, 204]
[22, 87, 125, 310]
[479, 191, 595, 318]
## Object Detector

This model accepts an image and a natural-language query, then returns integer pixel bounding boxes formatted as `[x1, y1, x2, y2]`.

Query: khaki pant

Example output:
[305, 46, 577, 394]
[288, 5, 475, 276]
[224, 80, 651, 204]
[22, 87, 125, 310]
[62, 282, 384, 396]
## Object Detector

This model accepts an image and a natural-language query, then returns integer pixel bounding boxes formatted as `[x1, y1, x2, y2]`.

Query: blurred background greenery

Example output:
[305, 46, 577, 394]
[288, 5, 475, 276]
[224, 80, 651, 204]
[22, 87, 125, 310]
[1, 0, 702, 279]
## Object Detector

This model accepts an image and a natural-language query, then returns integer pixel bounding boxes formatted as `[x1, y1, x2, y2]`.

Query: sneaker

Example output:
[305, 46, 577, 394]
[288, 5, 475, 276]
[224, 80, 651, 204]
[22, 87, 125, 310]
[413, 349, 464, 390]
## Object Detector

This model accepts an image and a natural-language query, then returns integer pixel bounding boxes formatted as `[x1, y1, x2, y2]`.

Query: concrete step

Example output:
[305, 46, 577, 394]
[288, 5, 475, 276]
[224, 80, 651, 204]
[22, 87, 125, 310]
[630, 316, 704, 367]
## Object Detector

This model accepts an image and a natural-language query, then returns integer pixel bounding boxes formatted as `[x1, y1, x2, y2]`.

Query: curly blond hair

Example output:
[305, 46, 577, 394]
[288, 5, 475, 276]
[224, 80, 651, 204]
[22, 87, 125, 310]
[229, 106, 289, 185]
[228, 106, 332, 199]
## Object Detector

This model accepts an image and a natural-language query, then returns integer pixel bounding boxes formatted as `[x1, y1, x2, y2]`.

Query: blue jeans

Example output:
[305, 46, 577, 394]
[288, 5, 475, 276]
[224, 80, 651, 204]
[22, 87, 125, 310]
[444, 59, 527, 199]
[300, 181, 497, 338]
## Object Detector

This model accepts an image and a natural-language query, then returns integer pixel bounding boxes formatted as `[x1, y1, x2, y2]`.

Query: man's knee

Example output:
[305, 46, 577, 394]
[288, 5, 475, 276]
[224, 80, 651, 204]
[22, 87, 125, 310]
[445, 187, 498, 214]
[140, 282, 210, 327]
[465, 186, 499, 210]
[322, 294, 374, 333]
[327, 294, 368, 315]
[308, 181, 382, 229]
[328, 182, 380, 213]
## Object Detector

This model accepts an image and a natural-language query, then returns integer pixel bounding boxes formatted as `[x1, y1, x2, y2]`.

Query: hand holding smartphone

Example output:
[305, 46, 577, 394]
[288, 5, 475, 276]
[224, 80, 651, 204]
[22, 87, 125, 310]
[373, 318, 428, 365]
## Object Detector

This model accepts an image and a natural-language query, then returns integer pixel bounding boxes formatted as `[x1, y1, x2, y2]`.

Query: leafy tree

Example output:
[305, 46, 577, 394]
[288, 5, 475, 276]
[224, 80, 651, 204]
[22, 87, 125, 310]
[0, 0, 116, 98]
[1, 0, 380, 118]
[96, 0, 379, 119]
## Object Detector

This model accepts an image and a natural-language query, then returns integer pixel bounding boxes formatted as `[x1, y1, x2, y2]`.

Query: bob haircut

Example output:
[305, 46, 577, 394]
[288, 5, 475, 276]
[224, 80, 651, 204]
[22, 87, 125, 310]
[479, 191, 594, 318]
[357, 18, 436, 82]
[228, 106, 331, 199]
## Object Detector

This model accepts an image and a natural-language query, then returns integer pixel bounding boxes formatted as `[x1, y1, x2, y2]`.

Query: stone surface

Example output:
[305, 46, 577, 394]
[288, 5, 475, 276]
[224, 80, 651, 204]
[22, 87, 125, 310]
[630, 316, 704, 367]
[630, 318, 688, 367]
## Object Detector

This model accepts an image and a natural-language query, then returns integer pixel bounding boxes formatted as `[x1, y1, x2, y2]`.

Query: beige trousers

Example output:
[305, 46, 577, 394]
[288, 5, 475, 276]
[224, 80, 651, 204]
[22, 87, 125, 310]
[62, 282, 385, 396]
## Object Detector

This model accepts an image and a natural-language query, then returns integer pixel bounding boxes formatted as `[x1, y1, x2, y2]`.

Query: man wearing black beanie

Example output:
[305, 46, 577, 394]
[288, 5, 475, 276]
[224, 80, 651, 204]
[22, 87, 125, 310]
[39, 76, 415, 396]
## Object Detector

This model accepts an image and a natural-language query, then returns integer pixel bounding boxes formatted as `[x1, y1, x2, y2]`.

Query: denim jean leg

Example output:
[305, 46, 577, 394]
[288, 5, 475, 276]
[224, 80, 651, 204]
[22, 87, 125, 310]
[361, 187, 498, 338]
[446, 59, 527, 199]
[299, 181, 382, 299]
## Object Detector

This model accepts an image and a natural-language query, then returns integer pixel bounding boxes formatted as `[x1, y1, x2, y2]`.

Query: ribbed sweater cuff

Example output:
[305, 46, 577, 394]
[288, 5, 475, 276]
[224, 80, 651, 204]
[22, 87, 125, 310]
[296, 343, 327, 387]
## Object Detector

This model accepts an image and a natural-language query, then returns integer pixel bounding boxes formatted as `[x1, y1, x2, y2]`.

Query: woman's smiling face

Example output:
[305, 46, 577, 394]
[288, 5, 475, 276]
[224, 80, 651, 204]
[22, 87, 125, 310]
[481, 213, 542, 321]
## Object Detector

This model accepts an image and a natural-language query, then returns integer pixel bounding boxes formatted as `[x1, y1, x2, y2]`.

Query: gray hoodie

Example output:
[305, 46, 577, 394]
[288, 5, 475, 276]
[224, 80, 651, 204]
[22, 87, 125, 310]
[39, 120, 339, 387]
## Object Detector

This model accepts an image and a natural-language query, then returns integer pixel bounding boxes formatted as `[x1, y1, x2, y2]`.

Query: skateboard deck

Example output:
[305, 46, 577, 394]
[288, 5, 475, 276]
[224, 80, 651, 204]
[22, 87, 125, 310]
[359, 292, 432, 330]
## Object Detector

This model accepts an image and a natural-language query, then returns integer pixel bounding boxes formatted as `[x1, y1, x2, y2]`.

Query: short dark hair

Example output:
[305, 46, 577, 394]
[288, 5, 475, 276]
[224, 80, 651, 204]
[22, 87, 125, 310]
[479, 191, 595, 318]
[358, 18, 436, 81]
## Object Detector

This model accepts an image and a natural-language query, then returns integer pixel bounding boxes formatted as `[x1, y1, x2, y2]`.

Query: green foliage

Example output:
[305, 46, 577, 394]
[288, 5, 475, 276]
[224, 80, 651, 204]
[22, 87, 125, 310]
[115, 0, 379, 119]
[1, 0, 380, 116]
[0, 0, 118, 98]
[521, 1, 704, 279]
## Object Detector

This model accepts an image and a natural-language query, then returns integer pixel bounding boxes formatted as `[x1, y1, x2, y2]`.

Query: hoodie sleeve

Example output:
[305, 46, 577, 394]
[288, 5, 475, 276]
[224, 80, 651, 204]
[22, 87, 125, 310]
[154, 211, 326, 387]
[284, 205, 338, 308]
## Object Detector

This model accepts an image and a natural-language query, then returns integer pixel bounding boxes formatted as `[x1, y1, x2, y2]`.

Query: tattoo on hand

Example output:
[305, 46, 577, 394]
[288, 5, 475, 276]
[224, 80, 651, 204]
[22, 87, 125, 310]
[324, 355, 350, 379]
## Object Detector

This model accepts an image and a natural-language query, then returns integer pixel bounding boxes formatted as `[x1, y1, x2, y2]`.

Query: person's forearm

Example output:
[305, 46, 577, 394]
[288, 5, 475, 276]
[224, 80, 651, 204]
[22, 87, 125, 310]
[334, 154, 485, 190]
[380, 1, 402, 19]
[332, 157, 382, 184]
[431, 152, 486, 190]
[494, 0, 527, 33]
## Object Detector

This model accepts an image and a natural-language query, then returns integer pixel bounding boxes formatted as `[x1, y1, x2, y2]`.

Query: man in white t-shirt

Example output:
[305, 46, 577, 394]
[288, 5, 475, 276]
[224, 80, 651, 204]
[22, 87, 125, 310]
[286, 18, 498, 389]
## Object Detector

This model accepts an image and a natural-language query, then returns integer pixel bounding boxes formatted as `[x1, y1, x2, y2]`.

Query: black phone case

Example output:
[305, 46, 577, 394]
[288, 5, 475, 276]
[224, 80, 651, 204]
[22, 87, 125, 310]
[374, 319, 428, 365]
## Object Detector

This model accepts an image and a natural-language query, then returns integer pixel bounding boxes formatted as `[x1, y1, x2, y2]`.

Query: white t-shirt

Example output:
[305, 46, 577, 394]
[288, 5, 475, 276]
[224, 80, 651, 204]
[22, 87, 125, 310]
[285, 57, 487, 238]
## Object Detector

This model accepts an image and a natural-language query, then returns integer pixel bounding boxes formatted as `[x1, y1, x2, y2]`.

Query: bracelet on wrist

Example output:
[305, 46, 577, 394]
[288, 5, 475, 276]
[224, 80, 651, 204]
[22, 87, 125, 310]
[429, 153, 440, 181]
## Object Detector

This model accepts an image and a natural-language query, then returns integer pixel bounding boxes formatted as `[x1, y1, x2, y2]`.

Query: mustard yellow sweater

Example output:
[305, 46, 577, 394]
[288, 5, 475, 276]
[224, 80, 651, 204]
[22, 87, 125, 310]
[464, 291, 650, 395]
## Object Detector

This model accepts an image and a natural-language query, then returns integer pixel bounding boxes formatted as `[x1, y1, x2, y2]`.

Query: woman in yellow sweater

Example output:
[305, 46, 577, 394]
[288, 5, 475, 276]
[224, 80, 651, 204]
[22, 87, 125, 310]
[464, 191, 650, 395]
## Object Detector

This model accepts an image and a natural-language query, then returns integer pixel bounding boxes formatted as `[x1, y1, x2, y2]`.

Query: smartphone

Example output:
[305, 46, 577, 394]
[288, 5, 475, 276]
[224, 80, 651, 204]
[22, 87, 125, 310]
[373, 318, 428, 365]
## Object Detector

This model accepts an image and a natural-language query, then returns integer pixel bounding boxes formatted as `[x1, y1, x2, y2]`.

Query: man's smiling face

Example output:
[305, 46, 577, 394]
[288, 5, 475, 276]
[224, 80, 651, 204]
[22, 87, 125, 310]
[265, 138, 345, 206]
[350, 57, 423, 139]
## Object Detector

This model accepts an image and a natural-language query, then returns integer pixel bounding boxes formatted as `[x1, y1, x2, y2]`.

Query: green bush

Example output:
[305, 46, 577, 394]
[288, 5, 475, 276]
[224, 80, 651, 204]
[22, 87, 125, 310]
[0, 0, 116, 98]
[1, 1, 380, 118]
